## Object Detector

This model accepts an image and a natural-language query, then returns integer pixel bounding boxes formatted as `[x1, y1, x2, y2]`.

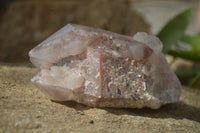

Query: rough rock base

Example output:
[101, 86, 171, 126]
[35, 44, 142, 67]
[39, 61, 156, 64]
[0, 65, 200, 133]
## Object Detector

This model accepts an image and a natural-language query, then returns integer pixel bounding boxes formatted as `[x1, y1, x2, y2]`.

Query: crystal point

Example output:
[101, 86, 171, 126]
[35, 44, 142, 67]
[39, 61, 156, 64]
[29, 24, 182, 109]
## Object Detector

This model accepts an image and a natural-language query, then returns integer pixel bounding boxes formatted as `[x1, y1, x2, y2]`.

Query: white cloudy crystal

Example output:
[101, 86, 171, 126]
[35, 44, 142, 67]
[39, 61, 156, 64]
[29, 24, 182, 109]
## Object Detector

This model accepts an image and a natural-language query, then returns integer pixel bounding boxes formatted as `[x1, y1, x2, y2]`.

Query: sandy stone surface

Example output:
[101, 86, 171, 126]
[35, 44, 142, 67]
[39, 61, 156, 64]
[0, 65, 200, 133]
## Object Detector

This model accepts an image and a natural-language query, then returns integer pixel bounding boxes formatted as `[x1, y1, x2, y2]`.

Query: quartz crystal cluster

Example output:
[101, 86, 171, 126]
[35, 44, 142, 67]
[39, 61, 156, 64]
[29, 24, 182, 109]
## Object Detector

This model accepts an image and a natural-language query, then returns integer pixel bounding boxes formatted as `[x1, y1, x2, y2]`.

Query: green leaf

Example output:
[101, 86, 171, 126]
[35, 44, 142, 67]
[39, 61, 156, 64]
[181, 35, 200, 52]
[168, 35, 200, 62]
[175, 68, 199, 78]
[157, 8, 194, 53]
[168, 50, 200, 62]
[190, 72, 200, 87]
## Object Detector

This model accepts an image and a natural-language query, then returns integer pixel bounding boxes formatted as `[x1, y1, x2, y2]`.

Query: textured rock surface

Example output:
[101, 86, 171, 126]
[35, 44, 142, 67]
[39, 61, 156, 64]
[0, 65, 200, 133]
[29, 24, 181, 109]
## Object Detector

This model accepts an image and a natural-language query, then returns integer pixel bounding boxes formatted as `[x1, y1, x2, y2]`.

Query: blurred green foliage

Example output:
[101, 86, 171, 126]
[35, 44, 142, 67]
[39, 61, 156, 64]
[157, 8, 200, 88]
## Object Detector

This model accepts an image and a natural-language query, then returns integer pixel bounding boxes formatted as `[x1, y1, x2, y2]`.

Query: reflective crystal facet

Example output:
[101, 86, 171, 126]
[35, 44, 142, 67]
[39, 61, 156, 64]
[29, 24, 182, 109]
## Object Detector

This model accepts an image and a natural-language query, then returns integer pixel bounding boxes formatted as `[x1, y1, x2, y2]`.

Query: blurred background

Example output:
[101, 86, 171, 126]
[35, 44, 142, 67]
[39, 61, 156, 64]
[0, 0, 199, 87]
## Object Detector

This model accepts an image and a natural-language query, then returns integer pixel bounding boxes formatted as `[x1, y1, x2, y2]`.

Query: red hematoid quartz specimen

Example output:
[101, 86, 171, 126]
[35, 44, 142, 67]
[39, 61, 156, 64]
[29, 24, 182, 109]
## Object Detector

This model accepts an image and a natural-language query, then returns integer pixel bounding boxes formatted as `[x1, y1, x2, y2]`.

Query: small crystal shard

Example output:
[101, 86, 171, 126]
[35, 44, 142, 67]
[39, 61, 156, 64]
[29, 24, 182, 109]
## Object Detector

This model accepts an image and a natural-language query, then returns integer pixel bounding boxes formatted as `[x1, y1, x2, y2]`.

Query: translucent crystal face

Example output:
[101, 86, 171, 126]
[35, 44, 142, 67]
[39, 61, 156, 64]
[29, 24, 182, 109]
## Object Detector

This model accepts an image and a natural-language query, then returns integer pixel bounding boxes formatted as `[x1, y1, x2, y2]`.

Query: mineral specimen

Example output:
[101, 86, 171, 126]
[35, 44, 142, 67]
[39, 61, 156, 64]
[29, 24, 182, 109]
